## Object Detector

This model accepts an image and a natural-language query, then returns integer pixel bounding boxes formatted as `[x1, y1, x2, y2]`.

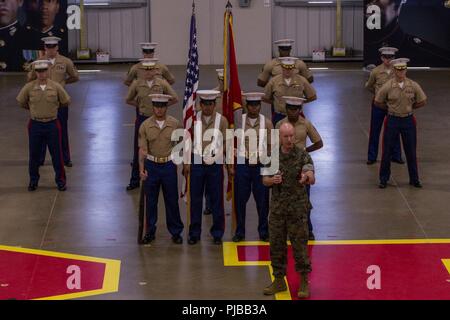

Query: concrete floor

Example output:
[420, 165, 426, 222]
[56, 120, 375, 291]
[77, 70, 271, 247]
[1, 63, 450, 299]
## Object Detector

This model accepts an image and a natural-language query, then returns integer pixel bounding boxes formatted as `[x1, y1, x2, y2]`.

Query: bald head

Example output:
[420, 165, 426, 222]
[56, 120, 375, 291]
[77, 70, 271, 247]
[279, 122, 295, 152]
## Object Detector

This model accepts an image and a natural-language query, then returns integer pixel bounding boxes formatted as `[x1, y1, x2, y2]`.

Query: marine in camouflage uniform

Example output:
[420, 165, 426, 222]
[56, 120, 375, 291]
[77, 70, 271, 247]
[269, 146, 313, 278]
[263, 122, 315, 299]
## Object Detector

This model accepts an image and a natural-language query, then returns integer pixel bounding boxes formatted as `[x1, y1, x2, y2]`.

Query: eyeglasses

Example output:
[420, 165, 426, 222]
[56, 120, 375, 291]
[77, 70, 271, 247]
[394, 66, 407, 70]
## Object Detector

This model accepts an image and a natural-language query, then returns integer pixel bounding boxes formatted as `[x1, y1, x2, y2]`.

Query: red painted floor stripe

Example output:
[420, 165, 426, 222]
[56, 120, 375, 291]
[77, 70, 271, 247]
[237, 244, 450, 300]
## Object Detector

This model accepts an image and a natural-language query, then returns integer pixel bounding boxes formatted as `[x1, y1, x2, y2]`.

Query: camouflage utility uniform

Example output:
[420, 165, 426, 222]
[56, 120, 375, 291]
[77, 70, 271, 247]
[269, 146, 314, 278]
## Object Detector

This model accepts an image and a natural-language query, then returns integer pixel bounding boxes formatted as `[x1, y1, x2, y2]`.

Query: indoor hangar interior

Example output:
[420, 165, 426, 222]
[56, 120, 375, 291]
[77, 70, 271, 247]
[1, 0, 450, 301]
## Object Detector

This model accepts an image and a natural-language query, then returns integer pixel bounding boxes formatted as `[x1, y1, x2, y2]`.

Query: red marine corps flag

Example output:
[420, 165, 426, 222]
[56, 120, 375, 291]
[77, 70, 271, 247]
[222, 1, 243, 225]
[222, 1, 243, 128]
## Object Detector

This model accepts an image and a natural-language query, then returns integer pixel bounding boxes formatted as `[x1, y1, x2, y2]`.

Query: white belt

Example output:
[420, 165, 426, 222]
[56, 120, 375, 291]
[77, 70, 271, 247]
[146, 154, 173, 163]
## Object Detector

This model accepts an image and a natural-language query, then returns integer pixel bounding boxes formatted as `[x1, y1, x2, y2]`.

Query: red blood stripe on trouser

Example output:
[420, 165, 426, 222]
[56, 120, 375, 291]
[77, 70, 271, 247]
[379, 117, 388, 176]
[412, 115, 419, 178]
[56, 120, 66, 184]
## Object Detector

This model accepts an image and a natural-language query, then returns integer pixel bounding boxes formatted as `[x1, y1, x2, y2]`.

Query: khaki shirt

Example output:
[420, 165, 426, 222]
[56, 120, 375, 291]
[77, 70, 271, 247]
[258, 58, 312, 84]
[28, 54, 79, 87]
[126, 78, 178, 117]
[240, 114, 273, 156]
[264, 74, 317, 114]
[276, 117, 322, 150]
[138, 115, 182, 158]
[365, 64, 394, 95]
[16, 79, 71, 120]
[125, 62, 175, 84]
[375, 78, 427, 115]
[193, 111, 229, 153]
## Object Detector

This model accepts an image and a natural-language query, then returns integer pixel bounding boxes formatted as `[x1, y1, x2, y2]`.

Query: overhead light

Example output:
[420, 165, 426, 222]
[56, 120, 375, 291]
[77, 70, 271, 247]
[407, 67, 431, 70]
[78, 70, 102, 73]
[308, 1, 334, 4]
[84, 2, 110, 6]
[310, 67, 329, 70]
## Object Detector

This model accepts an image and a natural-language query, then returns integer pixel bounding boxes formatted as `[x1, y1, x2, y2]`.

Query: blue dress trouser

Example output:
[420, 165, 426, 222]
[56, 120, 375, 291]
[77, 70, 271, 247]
[40, 107, 71, 164]
[130, 114, 149, 186]
[368, 103, 402, 162]
[380, 115, 419, 184]
[234, 164, 269, 238]
[29, 119, 66, 186]
[189, 163, 225, 239]
[143, 160, 184, 237]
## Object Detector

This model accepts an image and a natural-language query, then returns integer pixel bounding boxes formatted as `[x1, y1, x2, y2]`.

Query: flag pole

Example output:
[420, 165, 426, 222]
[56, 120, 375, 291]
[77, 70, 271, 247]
[182, 0, 198, 239]
[223, 0, 238, 231]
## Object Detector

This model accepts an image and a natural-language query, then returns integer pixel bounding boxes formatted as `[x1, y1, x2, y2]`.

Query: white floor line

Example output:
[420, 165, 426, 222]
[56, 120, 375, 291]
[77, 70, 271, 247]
[39, 191, 59, 249]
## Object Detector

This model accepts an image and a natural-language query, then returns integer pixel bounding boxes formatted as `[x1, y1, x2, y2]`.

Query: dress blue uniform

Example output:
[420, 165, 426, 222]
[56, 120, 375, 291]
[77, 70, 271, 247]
[365, 47, 403, 164]
[233, 92, 271, 242]
[187, 90, 229, 245]
[16, 60, 70, 191]
[374, 58, 427, 188]
[138, 94, 184, 244]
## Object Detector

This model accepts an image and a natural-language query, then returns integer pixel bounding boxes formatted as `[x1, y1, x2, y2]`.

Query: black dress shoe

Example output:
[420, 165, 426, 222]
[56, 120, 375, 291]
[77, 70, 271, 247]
[64, 161, 73, 167]
[366, 160, 376, 165]
[410, 181, 422, 188]
[232, 235, 245, 242]
[203, 208, 212, 215]
[142, 234, 155, 244]
[57, 184, 67, 191]
[126, 183, 139, 191]
[213, 237, 222, 245]
[188, 237, 198, 245]
[259, 236, 269, 242]
[379, 182, 387, 189]
[172, 235, 183, 244]
[308, 232, 315, 241]
[391, 159, 405, 164]
[28, 182, 38, 192]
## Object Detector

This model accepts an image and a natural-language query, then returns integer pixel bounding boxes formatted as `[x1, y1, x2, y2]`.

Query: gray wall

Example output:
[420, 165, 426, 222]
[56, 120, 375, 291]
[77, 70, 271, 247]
[272, 4, 364, 57]
[68, 6, 149, 58]
[68, 0, 364, 62]
[150, 0, 272, 65]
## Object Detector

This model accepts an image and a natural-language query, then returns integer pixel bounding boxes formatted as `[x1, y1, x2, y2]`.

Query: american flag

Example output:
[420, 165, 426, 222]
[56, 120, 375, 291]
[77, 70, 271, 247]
[182, 5, 199, 137]
[181, 3, 199, 199]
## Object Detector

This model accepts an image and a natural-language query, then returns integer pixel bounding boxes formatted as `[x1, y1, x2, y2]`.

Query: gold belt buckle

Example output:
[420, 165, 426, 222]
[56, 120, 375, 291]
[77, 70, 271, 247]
[156, 156, 168, 163]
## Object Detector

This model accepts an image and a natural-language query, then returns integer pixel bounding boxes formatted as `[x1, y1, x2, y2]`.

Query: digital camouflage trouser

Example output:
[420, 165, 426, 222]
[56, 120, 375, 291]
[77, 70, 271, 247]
[269, 210, 311, 278]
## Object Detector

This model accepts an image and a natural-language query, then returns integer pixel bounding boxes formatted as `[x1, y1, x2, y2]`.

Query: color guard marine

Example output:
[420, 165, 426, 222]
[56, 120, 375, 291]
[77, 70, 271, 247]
[233, 92, 273, 243]
[138, 94, 184, 244]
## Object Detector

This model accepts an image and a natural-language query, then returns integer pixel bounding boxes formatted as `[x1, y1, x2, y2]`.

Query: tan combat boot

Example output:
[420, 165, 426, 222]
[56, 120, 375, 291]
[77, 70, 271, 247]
[263, 277, 287, 295]
[297, 273, 310, 299]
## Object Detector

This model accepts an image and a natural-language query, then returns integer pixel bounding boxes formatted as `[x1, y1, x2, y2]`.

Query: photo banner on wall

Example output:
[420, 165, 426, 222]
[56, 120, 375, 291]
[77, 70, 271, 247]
[0, 0, 68, 72]
[364, 0, 450, 67]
